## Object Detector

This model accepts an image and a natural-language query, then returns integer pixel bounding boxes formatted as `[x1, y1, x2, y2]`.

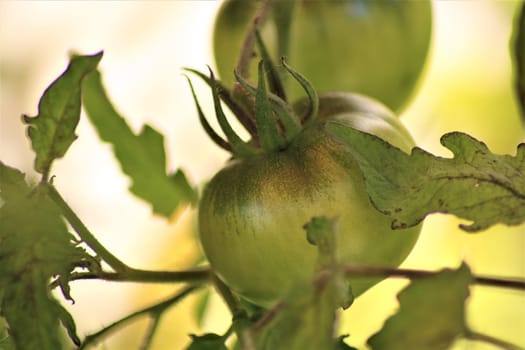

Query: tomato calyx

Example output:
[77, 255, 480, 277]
[185, 55, 319, 157]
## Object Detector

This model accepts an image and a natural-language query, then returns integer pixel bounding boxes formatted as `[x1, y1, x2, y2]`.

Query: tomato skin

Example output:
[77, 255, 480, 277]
[213, 0, 432, 112]
[198, 93, 421, 307]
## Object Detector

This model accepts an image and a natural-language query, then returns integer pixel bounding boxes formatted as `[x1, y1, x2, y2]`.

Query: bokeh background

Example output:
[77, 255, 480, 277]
[1, 1, 524, 349]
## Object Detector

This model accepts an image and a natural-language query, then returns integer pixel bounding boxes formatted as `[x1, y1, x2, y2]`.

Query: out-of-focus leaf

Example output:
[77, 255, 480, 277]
[249, 217, 352, 350]
[0, 162, 90, 348]
[23, 52, 102, 176]
[194, 289, 211, 328]
[184, 333, 228, 350]
[0, 333, 15, 350]
[367, 263, 472, 350]
[0, 161, 30, 201]
[514, 2, 525, 121]
[82, 71, 197, 217]
[0, 317, 14, 350]
[326, 124, 525, 232]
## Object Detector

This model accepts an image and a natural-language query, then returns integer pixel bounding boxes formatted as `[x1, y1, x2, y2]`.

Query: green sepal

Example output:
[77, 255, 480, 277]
[234, 66, 302, 144]
[185, 76, 233, 152]
[254, 61, 286, 152]
[183, 67, 257, 136]
[208, 68, 260, 157]
[281, 58, 319, 125]
[254, 28, 287, 100]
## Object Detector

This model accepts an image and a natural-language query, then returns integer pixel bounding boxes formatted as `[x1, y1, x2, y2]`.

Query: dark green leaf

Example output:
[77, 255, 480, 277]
[514, 2, 525, 121]
[57, 303, 81, 346]
[184, 333, 228, 350]
[250, 217, 351, 350]
[367, 263, 472, 350]
[0, 161, 30, 201]
[326, 124, 525, 232]
[23, 52, 102, 177]
[0, 168, 90, 348]
[82, 70, 197, 217]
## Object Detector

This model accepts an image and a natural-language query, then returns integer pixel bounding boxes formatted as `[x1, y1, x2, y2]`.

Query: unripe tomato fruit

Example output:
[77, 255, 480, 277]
[198, 92, 421, 308]
[213, 0, 432, 112]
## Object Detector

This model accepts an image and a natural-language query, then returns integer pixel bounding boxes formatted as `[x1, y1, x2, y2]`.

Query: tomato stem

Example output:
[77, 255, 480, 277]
[465, 329, 525, 350]
[234, 0, 272, 81]
[52, 267, 211, 286]
[45, 183, 130, 273]
[78, 285, 202, 350]
[343, 265, 525, 291]
[254, 28, 287, 101]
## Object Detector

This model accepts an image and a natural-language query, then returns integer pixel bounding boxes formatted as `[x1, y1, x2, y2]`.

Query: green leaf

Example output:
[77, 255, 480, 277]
[514, 1, 525, 121]
[184, 333, 228, 350]
[367, 263, 472, 350]
[249, 217, 352, 350]
[0, 164, 90, 348]
[0, 327, 15, 350]
[326, 124, 525, 232]
[82, 70, 197, 217]
[23, 52, 102, 177]
[0, 161, 30, 201]
[0, 338, 15, 350]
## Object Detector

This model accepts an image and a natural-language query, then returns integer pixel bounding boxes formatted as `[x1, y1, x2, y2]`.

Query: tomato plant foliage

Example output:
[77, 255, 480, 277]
[327, 124, 525, 232]
[1, 2, 525, 350]
[82, 70, 198, 217]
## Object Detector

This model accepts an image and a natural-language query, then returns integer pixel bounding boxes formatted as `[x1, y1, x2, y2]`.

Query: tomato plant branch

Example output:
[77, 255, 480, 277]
[211, 274, 261, 350]
[235, 0, 272, 80]
[78, 285, 202, 350]
[45, 183, 130, 272]
[140, 308, 162, 350]
[212, 273, 243, 315]
[53, 267, 212, 286]
[465, 329, 525, 350]
[342, 265, 525, 291]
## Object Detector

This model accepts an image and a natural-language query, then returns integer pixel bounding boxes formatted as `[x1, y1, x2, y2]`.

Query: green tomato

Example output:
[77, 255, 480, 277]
[213, 0, 432, 112]
[198, 92, 421, 308]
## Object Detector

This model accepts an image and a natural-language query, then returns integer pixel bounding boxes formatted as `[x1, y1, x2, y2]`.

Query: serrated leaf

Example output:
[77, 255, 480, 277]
[184, 333, 228, 350]
[82, 70, 197, 217]
[514, 2, 525, 121]
[250, 217, 351, 350]
[0, 166, 90, 348]
[367, 263, 472, 350]
[326, 124, 525, 232]
[23, 52, 102, 176]
[0, 161, 30, 201]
